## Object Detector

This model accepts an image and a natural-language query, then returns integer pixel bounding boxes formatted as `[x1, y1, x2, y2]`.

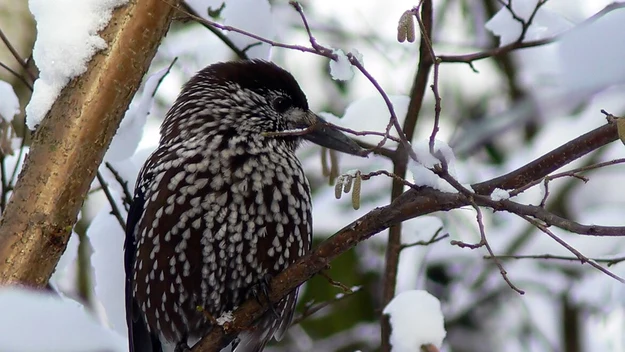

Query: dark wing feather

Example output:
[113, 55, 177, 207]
[125, 186, 163, 352]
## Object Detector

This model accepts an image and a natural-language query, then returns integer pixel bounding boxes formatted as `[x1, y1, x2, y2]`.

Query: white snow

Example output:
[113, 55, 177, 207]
[383, 290, 446, 351]
[335, 286, 362, 299]
[319, 95, 410, 146]
[217, 311, 234, 325]
[90, 150, 152, 336]
[49, 229, 81, 296]
[26, 0, 128, 129]
[329, 49, 353, 81]
[491, 188, 510, 201]
[585, 308, 625, 352]
[223, 0, 276, 60]
[538, 181, 547, 202]
[558, 7, 625, 93]
[0, 287, 126, 352]
[0, 80, 20, 122]
[105, 66, 171, 162]
[408, 140, 459, 193]
[485, 0, 572, 46]
[89, 207, 128, 336]
[395, 216, 445, 293]
[51, 149, 151, 338]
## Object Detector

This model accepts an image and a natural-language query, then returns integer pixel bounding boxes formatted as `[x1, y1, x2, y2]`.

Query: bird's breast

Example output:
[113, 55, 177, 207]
[132, 142, 313, 343]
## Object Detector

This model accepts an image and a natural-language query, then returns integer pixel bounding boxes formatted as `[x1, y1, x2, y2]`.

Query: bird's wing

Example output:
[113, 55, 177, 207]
[125, 174, 163, 352]
[273, 289, 298, 340]
[238, 218, 311, 352]
[233, 289, 299, 352]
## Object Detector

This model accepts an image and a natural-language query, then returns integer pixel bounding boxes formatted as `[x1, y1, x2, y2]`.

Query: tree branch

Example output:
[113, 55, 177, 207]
[190, 116, 621, 351]
[472, 122, 618, 194]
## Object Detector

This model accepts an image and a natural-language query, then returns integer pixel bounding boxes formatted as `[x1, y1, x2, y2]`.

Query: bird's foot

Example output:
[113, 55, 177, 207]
[250, 274, 279, 319]
[174, 341, 191, 352]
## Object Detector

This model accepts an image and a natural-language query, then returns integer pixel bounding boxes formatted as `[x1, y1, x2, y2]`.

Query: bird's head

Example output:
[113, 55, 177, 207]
[161, 60, 364, 156]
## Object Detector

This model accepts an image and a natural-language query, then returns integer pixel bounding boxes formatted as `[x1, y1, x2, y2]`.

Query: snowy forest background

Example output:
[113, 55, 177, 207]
[0, 0, 624, 351]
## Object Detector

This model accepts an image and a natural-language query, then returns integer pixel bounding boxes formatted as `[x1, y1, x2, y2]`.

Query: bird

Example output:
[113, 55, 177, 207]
[124, 60, 364, 352]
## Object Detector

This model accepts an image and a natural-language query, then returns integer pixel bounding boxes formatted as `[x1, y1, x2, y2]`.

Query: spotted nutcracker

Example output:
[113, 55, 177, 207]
[124, 60, 363, 352]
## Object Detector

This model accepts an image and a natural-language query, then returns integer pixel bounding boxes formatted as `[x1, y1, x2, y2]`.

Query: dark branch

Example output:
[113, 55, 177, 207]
[472, 122, 618, 194]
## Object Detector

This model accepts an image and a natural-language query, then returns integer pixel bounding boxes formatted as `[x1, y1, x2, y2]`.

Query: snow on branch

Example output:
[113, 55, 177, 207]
[383, 290, 446, 351]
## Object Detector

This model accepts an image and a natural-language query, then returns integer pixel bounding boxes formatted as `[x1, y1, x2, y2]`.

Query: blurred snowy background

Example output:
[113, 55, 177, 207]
[0, 0, 625, 351]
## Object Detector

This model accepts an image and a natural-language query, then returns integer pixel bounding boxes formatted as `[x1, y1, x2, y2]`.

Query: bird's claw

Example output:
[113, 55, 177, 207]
[174, 341, 191, 352]
[251, 274, 280, 319]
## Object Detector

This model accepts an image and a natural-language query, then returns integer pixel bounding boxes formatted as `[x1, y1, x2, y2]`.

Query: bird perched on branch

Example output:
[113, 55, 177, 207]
[125, 60, 363, 352]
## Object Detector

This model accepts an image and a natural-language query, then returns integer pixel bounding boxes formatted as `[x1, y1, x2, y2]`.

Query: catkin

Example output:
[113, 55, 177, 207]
[352, 172, 362, 210]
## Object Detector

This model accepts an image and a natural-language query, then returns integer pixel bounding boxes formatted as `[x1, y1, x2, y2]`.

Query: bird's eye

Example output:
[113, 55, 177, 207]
[272, 97, 292, 113]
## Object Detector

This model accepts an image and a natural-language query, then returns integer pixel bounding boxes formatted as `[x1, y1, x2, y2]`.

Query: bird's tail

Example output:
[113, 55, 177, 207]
[234, 289, 299, 352]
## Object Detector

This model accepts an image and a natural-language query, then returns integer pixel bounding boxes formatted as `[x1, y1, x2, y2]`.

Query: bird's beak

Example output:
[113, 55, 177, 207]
[300, 112, 366, 157]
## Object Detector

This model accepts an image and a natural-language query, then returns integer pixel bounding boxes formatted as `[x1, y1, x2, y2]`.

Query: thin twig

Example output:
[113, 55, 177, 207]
[0, 60, 33, 90]
[509, 158, 625, 197]
[411, 6, 442, 154]
[289, 1, 327, 54]
[96, 171, 126, 231]
[360, 170, 418, 190]
[290, 286, 361, 327]
[170, 3, 337, 60]
[450, 200, 524, 294]
[179, 2, 248, 60]
[521, 215, 625, 284]
[484, 253, 625, 267]
[319, 271, 353, 293]
[0, 27, 36, 82]
[328, 123, 403, 144]
[474, 205, 524, 294]
[355, 140, 396, 161]
[153, 57, 178, 97]
[0, 155, 6, 211]
[8, 114, 30, 188]
[346, 55, 416, 161]
[104, 162, 133, 211]
[3, 35, 36, 188]
[497, 0, 548, 43]
[400, 227, 448, 250]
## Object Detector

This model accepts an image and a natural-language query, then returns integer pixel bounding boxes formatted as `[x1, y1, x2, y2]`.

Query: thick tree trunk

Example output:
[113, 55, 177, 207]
[0, 0, 180, 286]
